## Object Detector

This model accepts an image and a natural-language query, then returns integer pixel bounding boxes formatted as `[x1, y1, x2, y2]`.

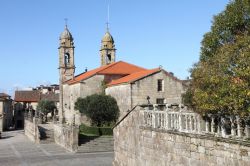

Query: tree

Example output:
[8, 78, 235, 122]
[37, 100, 56, 122]
[75, 94, 120, 126]
[184, 0, 250, 116]
[200, 0, 250, 61]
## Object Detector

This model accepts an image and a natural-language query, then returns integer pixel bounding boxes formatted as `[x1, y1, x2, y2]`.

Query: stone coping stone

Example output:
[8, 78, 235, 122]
[140, 126, 250, 147]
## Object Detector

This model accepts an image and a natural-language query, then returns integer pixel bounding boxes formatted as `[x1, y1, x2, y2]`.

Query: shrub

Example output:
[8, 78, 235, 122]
[75, 94, 120, 126]
[79, 124, 113, 136]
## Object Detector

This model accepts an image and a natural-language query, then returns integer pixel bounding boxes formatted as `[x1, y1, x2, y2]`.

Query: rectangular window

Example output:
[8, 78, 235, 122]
[156, 98, 165, 104]
[157, 79, 164, 91]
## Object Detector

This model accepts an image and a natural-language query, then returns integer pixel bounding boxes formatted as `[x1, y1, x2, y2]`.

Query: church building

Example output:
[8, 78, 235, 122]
[58, 25, 187, 125]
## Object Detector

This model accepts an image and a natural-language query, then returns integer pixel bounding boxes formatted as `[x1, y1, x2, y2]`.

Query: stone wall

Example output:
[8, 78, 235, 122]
[24, 119, 40, 143]
[106, 70, 186, 118]
[131, 70, 186, 106]
[0, 100, 13, 131]
[54, 124, 79, 152]
[113, 108, 250, 166]
[0, 118, 2, 132]
[106, 84, 131, 119]
[63, 75, 104, 125]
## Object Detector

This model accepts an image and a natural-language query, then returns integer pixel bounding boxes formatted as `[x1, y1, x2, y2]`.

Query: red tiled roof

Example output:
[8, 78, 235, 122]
[15, 91, 40, 102]
[98, 61, 145, 75]
[0, 93, 10, 98]
[14, 91, 59, 102]
[67, 61, 146, 85]
[0, 93, 11, 101]
[108, 68, 161, 86]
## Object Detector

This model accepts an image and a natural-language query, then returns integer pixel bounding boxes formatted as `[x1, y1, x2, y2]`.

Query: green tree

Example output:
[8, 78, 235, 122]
[200, 0, 250, 61]
[184, 0, 250, 116]
[37, 100, 56, 122]
[75, 94, 120, 126]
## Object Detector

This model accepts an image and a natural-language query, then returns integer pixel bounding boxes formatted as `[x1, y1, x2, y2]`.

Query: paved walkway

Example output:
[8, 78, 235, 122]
[0, 130, 113, 166]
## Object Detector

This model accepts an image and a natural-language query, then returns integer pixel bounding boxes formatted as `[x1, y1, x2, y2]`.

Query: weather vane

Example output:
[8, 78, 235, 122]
[106, 0, 110, 31]
[64, 18, 68, 28]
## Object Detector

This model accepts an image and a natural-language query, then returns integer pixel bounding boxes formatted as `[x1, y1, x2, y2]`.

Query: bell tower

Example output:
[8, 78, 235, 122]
[58, 22, 75, 124]
[58, 24, 75, 83]
[100, 28, 116, 66]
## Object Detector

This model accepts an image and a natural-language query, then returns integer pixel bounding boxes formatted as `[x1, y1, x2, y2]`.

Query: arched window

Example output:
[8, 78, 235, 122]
[106, 54, 111, 64]
[64, 53, 70, 65]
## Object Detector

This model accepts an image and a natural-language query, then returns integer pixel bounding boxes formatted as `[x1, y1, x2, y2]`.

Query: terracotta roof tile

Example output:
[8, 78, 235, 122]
[98, 61, 145, 75]
[0, 93, 11, 101]
[108, 68, 161, 86]
[0, 93, 10, 98]
[67, 61, 146, 85]
[14, 91, 40, 102]
[14, 91, 59, 102]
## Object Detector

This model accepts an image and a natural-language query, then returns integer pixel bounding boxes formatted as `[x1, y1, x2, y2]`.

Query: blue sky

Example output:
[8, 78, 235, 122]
[0, 0, 229, 96]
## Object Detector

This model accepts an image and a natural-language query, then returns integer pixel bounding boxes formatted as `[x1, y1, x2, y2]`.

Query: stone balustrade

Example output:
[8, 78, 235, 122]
[140, 104, 250, 140]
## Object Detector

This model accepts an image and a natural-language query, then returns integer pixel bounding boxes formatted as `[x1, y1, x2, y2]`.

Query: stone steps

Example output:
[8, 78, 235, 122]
[38, 124, 55, 144]
[77, 136, 114, 153]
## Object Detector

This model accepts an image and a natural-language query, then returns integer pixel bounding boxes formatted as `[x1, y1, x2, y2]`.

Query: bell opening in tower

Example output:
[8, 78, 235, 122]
[106, 54, 111, 64]
[64, 53, 70, 66]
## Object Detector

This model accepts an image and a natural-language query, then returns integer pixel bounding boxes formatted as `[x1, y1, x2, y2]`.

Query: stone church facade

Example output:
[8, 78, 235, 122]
[58, 25, 187, 125]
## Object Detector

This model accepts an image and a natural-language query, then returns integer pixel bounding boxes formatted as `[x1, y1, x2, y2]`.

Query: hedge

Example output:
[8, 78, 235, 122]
[79, 124, 113, 136]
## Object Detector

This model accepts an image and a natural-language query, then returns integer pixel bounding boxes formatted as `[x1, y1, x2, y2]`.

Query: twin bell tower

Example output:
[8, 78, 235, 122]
[58, 23, 116, 84]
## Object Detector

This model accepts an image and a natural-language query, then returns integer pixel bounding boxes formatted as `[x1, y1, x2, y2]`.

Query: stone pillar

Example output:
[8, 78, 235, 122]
[165, 112, 169, 130]
[205, 119, 209, 133]
[217, 120, 221, 136]
[185, 115, 188, 131]
[211, 117, 215, 133]
[193, 116, 197, 132]
[152, 111, 156, 128]
[171, 114, 174, 129]
[161, 113, 164, 128]
[197, 115, 201, 134]
[174, 114, 177, 129]
[189, 116, 193, 131]
[153, 104, 157, 128]
[179, 114, 182, 131]
[230, 116, 236, 137]
[221, 117, 226, 138]
[236, 116, 242, 138]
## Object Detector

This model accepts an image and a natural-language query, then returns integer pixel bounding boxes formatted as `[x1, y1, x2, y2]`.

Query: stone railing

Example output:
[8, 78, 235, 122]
[140, 104, 250, 140]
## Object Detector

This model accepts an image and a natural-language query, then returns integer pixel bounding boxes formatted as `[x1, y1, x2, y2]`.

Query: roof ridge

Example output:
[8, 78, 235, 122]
[162, 69, 183, 83]
[108, 68, 160, 86]
[97, 61, 122, 73]
[118, 61, 147, 70]
[126, 68, 160, 83]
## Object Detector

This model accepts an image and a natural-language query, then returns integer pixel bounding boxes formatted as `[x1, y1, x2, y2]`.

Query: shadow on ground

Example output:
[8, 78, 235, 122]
[78, 134, 100, 146]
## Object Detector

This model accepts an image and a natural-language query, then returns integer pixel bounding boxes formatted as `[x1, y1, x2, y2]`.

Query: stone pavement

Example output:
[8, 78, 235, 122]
[0, 130, 113, 166]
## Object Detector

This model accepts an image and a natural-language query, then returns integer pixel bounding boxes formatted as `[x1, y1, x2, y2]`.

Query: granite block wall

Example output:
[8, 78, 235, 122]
[113, 109, 250, 166]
